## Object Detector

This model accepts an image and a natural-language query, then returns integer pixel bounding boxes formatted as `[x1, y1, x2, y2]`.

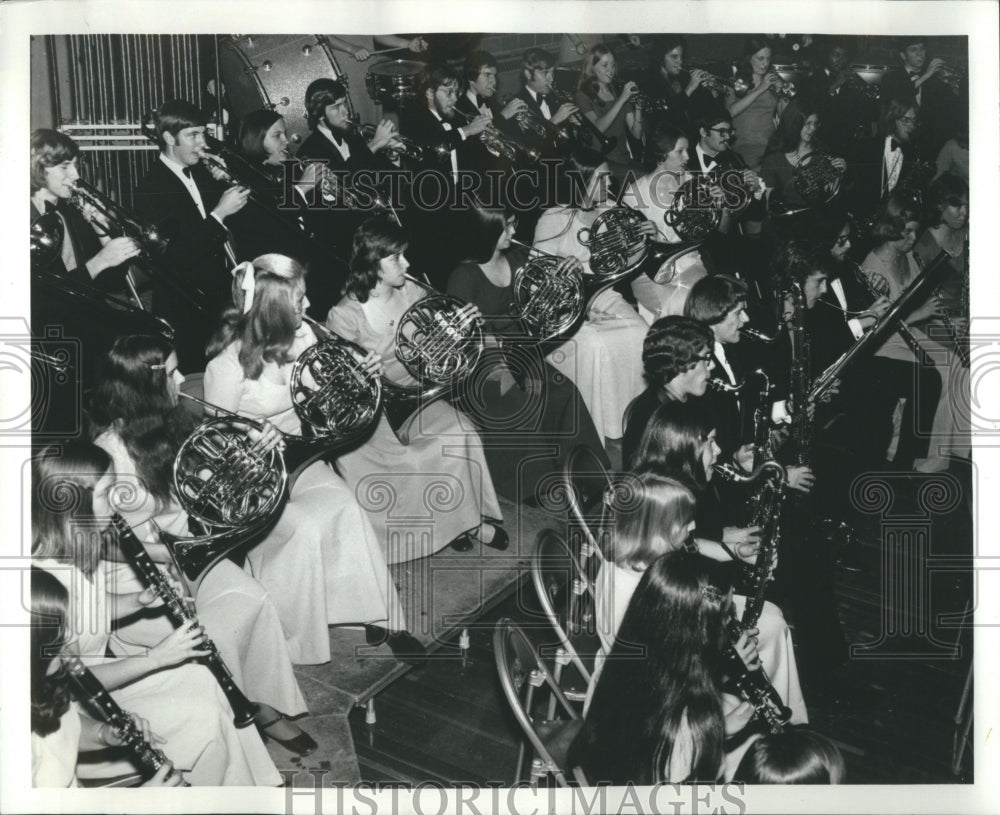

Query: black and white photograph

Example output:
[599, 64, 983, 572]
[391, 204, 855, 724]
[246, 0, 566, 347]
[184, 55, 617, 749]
[2, 1, 998, 813]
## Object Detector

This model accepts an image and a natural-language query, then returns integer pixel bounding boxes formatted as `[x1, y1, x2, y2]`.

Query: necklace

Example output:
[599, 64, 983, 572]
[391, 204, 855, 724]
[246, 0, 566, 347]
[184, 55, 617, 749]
[366, 290, 401, 330]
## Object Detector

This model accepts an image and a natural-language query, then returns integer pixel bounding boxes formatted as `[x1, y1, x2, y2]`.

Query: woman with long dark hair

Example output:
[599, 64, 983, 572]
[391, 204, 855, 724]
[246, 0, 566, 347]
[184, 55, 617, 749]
[571, 549, 753, 783]
[627, 405, 807, 726]
[203, 253, 421, 661]
[31, 442, 280, 786]
[30, 567, 185, 787]
[760, 101, 847, 211]
[532, 148, 652, 439]
[445, 203, 610, 504]
[326, 217, 506, 555]
[89, 333, 317, 753]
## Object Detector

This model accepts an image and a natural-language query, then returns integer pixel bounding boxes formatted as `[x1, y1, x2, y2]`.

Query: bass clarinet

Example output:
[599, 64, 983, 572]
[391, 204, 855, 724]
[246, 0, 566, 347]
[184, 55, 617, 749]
[112, 514, 259, 728]
[64, 655, 189, 785]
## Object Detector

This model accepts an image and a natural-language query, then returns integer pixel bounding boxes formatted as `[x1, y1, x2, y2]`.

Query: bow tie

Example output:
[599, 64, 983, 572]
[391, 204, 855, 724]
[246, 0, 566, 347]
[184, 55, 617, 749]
[182, 166, 193, 178]
[908, 70, 921, 80]
[475, 94, 486, 108]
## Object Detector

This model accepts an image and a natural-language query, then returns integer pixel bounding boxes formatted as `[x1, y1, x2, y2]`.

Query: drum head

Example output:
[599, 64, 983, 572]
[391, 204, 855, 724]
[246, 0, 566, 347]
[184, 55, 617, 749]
[366, 59, 427, 106]
[851, 64, 890, 86]
[220, 35, 350, 148]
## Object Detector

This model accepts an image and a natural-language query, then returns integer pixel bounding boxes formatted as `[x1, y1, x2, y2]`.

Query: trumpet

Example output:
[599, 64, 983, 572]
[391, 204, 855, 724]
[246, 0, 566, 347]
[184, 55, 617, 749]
[451, 107, 541, 165]
[498, 93, 572, 148]
[766, 68, 797, 99]
[286, 154, 400, 224]
[936, 62, 966, 93]
[549, 88, 618, 155]
[684, 64, 733, 96]
[348, 115, 438, 165]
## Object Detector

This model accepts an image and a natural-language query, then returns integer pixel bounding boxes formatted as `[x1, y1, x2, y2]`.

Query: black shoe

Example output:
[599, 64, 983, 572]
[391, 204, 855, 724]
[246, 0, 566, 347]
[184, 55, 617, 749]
[257, 717, 319, 756]
[481, 525, 509, 551]
[450, 532, 474, 552]
[366, 626, 428, 666]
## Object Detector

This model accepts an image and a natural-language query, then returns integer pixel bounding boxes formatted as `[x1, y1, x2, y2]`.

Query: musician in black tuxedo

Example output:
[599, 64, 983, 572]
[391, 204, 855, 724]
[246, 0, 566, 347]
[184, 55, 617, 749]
[30, 129, 139, 290]
[514, 48, 579, 156]
[133, 100, 249, 372]
[401, 65, 493, 286]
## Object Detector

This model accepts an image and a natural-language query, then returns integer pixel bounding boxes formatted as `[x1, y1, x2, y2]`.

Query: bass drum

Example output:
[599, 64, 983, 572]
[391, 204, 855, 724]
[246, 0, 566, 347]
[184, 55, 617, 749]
[219, 35, 352, 148]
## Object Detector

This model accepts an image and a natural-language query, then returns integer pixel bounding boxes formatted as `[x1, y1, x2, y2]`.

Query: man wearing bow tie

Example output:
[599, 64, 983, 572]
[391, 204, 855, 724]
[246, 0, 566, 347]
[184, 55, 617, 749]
[515, 49, 579, 147]
[134, 99, 250, 371]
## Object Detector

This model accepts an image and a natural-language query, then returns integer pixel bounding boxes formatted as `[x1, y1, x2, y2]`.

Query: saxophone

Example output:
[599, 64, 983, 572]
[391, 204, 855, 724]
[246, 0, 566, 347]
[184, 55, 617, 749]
[724, 617, 791, 735]
[712, 459, 787, 627]
[111, 515, 260, 728]
[64, 655, 189, 785]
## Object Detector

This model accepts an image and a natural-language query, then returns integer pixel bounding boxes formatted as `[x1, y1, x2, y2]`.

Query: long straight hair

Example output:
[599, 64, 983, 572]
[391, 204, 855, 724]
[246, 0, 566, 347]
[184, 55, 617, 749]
[569, 550, 730, 784]
[632, 401, 716, 490]
[89, 334, 176, 429]
[207, 253, 306, 379]
[605, 470, 696, 570]
[30, 568, 72, 737]
[32, 442, 113, 579]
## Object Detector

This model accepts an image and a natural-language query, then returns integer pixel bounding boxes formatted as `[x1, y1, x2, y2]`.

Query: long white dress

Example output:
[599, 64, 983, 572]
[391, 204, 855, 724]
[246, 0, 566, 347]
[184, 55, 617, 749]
[326, 282, 504, 563]
[33, 558, 280, 786]
[590, 561, 808, 725]
[94, 428, 307, 714]
[203, 323, 406, 664]
[621, 170, 709, 322]
[533, 206, 650, 440]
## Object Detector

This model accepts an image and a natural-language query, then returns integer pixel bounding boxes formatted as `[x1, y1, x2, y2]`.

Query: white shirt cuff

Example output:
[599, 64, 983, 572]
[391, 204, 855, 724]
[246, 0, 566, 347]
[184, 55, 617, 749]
[771, 400, 792, 424]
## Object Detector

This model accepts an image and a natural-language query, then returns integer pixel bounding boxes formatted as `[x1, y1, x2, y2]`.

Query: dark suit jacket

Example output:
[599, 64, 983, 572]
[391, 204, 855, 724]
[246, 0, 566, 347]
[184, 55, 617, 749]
[133, 158, 232, 371]
[807, 270, 876, 375]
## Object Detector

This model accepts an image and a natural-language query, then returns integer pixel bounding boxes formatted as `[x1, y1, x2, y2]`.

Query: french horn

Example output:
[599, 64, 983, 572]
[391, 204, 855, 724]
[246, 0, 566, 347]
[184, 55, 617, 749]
[576, 206, 651, 278]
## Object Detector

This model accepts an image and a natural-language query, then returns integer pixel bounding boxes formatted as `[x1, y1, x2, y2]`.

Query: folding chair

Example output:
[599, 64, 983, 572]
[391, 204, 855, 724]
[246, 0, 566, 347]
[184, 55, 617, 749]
[493, 618, 583, 788]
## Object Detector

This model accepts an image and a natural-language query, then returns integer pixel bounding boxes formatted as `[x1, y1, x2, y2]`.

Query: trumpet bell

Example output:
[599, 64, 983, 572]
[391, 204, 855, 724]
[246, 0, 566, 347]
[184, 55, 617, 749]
[173, 416, 288, 529]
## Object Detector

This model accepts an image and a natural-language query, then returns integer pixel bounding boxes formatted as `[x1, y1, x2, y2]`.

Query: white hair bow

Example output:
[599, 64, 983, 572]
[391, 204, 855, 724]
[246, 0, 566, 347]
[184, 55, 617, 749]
[234, 261, 256, 314]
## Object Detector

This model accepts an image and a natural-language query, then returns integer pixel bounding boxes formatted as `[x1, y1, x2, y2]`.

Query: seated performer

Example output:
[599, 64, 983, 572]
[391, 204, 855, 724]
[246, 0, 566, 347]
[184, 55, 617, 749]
[326, 217, 507, 557]
[202, 253, 423, 663]
[621, 124, 710, 321]
[134, 99, 250, 372]
[32, 442, 280, 786]
[30, 567, 187, 787]
[573, 546, 777, 783]
[446, 203, 610, 504]
[533, 148, 652, 439]
[88, 333, 317, 754]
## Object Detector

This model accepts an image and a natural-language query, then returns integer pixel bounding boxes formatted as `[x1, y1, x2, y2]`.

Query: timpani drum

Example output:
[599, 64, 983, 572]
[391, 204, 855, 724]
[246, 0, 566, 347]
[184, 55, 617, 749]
[219, 35, 352, 147]
[771, 63, 807, 85]
[851, 64, 891, 86]
[365, 60, 427, 107]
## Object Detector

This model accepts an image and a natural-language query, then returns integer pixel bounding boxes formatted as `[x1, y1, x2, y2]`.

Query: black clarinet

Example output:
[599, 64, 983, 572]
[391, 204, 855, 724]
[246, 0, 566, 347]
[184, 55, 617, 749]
[64, 655, 190, 785]
[111, 514, 259, 728]
[724, 618, 791, 734]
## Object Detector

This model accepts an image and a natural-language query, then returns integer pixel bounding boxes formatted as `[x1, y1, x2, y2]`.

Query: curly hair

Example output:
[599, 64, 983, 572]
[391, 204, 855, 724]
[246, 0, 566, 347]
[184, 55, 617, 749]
[642, 316, 713, 389]
[304, 78, 348, 130]
[207, 253, 307, 379]
[770, 238, 829, 293]
[31, 568, 73, 737]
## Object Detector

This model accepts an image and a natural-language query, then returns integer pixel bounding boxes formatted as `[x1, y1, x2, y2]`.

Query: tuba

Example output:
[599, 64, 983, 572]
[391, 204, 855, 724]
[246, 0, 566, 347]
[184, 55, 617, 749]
[381, 278, 485, 439]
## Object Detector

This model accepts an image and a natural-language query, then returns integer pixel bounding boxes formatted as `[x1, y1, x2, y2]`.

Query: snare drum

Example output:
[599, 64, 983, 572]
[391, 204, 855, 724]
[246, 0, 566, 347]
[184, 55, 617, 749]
[219, 35, 351, 147]
[852, 64, 890, 86]
[366, 60, 427, 107]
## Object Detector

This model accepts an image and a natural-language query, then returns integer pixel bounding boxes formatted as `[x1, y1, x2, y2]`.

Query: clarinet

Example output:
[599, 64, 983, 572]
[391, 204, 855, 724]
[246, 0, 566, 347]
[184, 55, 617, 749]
[111, 515, 259, 728]
[724, 618, 791, 734]
[785, 286, 813, 467]
[64, 655, 190, 785]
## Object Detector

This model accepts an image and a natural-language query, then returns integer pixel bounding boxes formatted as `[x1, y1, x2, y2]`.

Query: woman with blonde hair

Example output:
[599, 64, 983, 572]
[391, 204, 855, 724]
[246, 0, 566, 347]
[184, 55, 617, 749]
[203, 253, 422, 663]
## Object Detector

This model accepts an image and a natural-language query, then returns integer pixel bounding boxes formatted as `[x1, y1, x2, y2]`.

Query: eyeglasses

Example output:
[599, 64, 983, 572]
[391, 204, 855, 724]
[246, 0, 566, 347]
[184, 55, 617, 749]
[693, 352, 713, 368]
[834, 235, 851, 247]
[709, 127, 733, 136]
[898, 116, 918, 125]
